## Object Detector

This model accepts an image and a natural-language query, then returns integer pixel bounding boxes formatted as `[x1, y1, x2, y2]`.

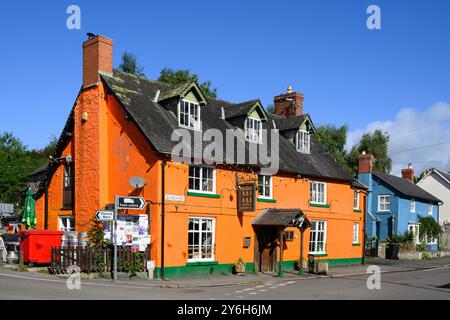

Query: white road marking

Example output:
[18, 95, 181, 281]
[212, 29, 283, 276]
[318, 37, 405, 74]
[249, 292, 257, 295]
[259, 289, 268, 292]
[286, 281, 296, 284]
[419, 266, 450, 272]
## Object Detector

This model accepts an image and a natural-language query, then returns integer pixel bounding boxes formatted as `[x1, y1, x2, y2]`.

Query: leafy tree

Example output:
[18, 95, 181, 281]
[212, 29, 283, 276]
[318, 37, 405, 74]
[118, 51, 145, 77]
[315, 125, 350, 171]
[158, 68, 218, 99]
[0, 133, 56, 204]
[266, 104, 274, 113]
[346, 129, 392, 175]
[418, 216, 441, 243]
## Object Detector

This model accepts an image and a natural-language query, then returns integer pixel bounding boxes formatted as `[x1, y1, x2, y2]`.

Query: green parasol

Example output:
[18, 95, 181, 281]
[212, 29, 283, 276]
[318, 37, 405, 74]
[22, 188, 37, 230]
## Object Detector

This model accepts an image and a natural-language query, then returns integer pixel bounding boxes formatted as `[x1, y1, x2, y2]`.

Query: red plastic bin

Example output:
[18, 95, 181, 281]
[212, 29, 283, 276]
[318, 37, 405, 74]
[19, 230, 64, 266]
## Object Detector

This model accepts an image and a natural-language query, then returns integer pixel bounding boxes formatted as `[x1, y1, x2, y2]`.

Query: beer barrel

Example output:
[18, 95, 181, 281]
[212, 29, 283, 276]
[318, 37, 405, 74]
[78, 232, 89, 247]
[68, 232, 78, 247]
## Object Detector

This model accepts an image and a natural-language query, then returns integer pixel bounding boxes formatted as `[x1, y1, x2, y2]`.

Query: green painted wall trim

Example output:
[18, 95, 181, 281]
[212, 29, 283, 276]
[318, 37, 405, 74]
[353, 209, 362, 213]
[257, 198, 277, 203]
[187, 191, 220, 198]
[352, 243, 361, 246]
[186, 261, 218, 266]
[310, 253, 328, 257]
[310, 203, 330, 208]
[152, 258, 363, 279]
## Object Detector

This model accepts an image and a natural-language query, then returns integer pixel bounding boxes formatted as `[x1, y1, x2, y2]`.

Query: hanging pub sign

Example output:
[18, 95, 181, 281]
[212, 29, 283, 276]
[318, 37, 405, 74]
[237, 183, 256, 212]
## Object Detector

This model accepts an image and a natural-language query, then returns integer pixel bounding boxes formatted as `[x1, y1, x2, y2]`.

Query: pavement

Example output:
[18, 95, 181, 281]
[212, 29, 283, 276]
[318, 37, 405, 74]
[2, 256, 450, 289]
[1, 259, 449, 299]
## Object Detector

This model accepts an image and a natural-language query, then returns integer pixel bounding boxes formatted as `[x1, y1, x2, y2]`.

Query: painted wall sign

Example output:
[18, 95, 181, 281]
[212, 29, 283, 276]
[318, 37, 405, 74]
[165, 195, 185, 202]
[237, 183, 256, 212]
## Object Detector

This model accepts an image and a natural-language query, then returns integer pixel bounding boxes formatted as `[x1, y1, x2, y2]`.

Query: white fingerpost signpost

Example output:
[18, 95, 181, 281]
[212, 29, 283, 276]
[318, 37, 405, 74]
[112, 196, 146, 280]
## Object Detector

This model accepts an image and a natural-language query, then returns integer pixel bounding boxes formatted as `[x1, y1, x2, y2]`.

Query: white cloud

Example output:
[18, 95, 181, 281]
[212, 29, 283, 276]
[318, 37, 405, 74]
[346, 102, 450, 176]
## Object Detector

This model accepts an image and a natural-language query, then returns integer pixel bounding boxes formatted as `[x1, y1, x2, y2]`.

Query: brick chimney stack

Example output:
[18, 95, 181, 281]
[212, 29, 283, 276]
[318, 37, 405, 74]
[401, 164, 415, 183]
[274, 86, 304, 117]
[358, 151, 375, 174]
[83, 34, 113, 88]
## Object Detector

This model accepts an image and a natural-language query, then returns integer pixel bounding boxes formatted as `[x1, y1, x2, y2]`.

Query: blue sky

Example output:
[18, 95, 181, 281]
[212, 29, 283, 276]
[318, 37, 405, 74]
[0, 0, 449, 174]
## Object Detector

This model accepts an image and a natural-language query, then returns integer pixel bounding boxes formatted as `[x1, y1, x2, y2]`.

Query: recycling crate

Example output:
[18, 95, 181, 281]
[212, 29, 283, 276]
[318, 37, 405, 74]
[19, 230, 64, 266]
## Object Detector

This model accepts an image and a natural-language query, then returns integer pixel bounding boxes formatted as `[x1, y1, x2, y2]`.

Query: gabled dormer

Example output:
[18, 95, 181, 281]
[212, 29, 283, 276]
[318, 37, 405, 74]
[158, 81, 207, 130]
[222, 99, 268, 144]
[294, 115, 315, 153]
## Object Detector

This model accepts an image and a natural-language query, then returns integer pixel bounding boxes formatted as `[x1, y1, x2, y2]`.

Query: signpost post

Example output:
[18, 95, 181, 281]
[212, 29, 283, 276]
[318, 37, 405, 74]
[112, 196, 146, 280]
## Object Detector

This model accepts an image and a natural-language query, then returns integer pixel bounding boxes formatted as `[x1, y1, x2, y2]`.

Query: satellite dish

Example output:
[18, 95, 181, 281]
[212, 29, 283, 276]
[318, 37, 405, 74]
[129, 176, 147, 189]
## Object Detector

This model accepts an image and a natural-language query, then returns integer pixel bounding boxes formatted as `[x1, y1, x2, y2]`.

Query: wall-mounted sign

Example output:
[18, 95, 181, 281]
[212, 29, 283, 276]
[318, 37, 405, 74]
[116, 196, 146, 210]
[237, 183, 256, 212]
[165, 195, 185, 202]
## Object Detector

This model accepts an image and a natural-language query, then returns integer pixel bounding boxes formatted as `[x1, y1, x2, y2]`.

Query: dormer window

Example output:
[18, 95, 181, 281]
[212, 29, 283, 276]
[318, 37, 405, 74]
[245, 117, 262, 143]
[296, 130, 310, 153]
[179, 99, 200, 130]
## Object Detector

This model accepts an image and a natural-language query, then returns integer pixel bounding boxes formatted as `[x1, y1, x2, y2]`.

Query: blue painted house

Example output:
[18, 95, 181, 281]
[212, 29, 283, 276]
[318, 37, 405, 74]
[357, 153, 442, 251]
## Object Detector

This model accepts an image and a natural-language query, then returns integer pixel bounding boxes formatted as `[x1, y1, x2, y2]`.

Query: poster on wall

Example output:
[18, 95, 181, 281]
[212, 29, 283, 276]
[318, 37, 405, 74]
[103, 214, 150, 252]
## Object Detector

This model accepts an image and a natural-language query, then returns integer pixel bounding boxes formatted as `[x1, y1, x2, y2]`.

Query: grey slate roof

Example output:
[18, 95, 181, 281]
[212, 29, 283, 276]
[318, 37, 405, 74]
[435, 169, 450, 185]
[99, 70, 363, 185]
[372, 171, 441, 203]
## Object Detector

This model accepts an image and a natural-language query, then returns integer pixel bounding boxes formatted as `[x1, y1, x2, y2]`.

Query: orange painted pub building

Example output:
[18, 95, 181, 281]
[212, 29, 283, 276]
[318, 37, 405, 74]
[33, 35, 367, 278]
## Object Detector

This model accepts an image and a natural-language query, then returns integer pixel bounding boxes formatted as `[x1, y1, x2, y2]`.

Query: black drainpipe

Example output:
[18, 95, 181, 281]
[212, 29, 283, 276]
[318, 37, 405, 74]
[44, 184, 49, 230]
[160, 160, 166, 280]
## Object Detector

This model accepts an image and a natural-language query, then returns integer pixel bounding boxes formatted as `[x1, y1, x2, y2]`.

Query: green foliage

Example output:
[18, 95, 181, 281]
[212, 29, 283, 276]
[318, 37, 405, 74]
[118, 51, 145, 77]
[418, 216, 441, 243]
[266, 104, 275, 113]
[346, 129, 392, 175]
[315, 125, 350, 171]
[120, 252, 144, 277]
[87, 218, 112, 249]
[0, 132, 53, 203]
[415, 242, 427, 252]
[421, 252, 432, 260]
[158, 68, 218, 99]
[385, 232, 405, 245]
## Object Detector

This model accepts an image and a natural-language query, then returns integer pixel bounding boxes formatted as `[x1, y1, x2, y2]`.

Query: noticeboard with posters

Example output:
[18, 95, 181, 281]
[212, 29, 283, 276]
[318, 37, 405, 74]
[103, 214, 150, 252]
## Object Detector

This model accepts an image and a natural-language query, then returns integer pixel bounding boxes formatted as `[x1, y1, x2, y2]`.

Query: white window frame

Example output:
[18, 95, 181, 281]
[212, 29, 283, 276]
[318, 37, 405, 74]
[353, 223, 359, 244]
[378, 195, 391, 212]
[428, 204, 433, 216]
[257, 175, 272, 199]
[296, 130, 310, 153]
[187, 217, 216, 262]
[58, 216, 74, 232]
[245, 117, 262, 144]
[353, 190, 360, 210]
[309, 220, 327, 254]
[188, 166, 216, 194]
[408, 223, 420, 245]
[410, 199, 416, 213]
[178, 99, 201, 130]
[310, 181, 327, 205]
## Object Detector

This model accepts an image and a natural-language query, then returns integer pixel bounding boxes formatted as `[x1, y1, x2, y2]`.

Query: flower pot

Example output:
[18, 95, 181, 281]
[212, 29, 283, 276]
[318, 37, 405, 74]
[233, 264, 246, 274]
[386, 244, 400, 260]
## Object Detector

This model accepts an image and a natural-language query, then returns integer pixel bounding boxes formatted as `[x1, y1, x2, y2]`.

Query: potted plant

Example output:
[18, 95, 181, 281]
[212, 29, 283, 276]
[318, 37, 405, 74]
[233, 258, 246, 274]
[385, 233, 403, 260]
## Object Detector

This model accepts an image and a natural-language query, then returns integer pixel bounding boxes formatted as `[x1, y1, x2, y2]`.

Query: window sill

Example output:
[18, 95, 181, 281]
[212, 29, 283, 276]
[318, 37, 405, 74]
[353, 209, 362, 213]
[186, 261, 218, 266]
[309, 253, 328, 257]
[377, 211, 391, 214]
[257, 198, 277, 203]
[352, 243, 361, 246]
[60, 207, 73, 211]
[310, 203, 330, 208]
[187, 191, 220, 199]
